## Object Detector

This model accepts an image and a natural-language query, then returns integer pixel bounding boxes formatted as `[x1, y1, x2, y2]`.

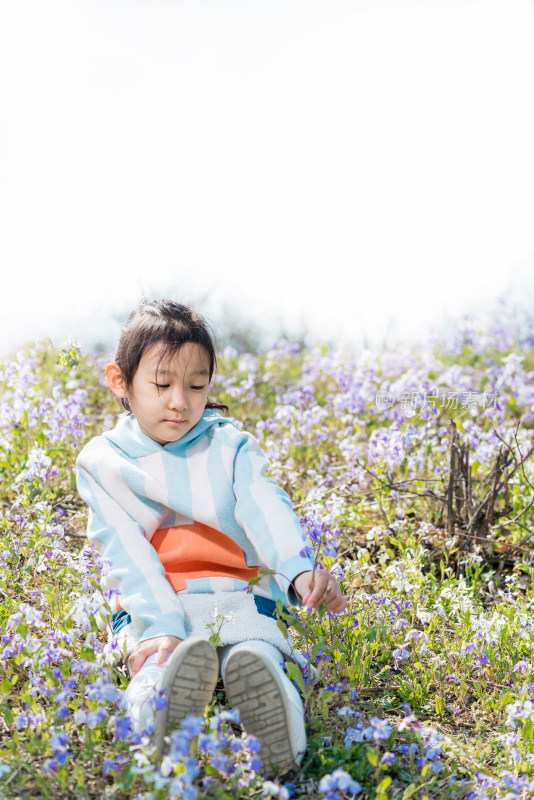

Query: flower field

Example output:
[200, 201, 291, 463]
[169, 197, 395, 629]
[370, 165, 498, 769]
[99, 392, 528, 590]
[1, 303, 534, 799]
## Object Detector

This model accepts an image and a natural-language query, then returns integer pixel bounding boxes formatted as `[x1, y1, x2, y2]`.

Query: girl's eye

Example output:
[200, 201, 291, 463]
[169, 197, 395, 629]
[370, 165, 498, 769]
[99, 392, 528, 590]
[153, 383, 205, 390]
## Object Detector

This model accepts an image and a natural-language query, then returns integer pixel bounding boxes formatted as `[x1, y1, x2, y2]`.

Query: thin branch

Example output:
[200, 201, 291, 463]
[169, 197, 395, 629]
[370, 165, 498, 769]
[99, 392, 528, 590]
[353, 459, 446, 504]
[492, 493, 534, 530]
[513, 428, 534, 492]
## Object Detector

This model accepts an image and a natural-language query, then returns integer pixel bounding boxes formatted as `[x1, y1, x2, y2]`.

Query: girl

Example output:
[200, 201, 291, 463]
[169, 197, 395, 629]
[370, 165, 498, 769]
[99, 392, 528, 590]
[76, 299, 346, 772]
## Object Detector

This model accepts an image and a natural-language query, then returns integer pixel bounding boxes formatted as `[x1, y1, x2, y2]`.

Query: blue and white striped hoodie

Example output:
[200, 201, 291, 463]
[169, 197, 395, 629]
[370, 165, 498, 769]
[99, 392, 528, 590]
[76, 409, 315, 645]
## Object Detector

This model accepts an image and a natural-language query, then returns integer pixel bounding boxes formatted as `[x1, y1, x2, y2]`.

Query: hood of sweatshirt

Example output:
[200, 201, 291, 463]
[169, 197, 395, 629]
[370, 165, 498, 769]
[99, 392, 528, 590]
[102, 408, 237, 459]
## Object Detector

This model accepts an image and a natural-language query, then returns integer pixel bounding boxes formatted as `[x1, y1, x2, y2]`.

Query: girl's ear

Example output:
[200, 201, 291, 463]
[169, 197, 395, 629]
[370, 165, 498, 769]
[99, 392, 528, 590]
[106, 363, 127, 399]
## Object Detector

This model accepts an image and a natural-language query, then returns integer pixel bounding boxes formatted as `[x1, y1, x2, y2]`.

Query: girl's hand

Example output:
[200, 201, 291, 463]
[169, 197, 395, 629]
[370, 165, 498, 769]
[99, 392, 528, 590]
[128, 635, 183, 677]
[293, 570, 347, 613]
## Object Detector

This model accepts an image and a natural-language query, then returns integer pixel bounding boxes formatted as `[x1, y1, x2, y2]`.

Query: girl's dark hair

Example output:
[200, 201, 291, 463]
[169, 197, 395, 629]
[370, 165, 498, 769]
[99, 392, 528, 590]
[114, 299, 228, 414]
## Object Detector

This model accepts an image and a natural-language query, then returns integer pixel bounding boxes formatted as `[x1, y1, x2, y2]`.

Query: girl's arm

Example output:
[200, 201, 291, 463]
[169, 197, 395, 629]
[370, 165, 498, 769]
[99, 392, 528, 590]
[232, 432, 316, 600]
[76, 441, 187, 645]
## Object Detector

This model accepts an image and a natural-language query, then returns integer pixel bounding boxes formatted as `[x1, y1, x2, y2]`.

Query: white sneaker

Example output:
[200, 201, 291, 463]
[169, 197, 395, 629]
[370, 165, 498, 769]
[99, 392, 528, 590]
[222, 641, 307, 772]
[153, 637, 219, 753]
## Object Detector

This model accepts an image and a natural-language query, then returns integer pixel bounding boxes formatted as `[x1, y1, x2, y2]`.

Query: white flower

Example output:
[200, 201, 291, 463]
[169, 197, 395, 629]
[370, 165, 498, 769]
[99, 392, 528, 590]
[416, 609, 434, 624]
[262, 781, 290, 799]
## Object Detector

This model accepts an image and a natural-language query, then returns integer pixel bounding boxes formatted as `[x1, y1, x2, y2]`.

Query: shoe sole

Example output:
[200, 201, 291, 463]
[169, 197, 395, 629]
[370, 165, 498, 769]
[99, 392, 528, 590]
[155, 638, 218, 752]
[224, 648, 304, 772]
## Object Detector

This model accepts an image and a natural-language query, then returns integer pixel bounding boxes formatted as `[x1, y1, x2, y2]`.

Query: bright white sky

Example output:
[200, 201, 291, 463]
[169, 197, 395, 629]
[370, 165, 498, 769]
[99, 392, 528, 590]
[1, 0, 533, 355]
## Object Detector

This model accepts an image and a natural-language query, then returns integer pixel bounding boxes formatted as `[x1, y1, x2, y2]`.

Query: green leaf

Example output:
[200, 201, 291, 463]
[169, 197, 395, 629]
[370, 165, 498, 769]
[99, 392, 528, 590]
[522, 718, 533, 741]
[287, 616, 307, 636]
[286, 661, 305, 693]
[119, 764, 136, 792]
[498, 690, 515, 709]
[377, 777, 392, 792]
[80, 645, 96, 662]
[367, 748, 378, 767]
[367, 626, 379, 643]
[276, 619, 290, 639]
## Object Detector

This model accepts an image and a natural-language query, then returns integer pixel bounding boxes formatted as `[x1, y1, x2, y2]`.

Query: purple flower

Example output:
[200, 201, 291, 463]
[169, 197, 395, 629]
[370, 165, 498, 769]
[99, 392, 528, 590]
[210, 752, 230, 773]
[86, 708, 108, 728]
[102, 758, 127, 776]
[146, 689, 167, 712]
[181, 714, 204, 736]
[50, 732, 69, 750]
[398, 714, 419, 732]
[344, 726, 366, 747]
[169, 730, 193, 757]
[319, 768, 362, 796]
[85, 679, 123, 704]
[367, 717, 393, 742]
[113, 716, 132, 741]
[392, 646, 410, 664]
[244, 733, 262, 753]
[43, 752, 72, 774]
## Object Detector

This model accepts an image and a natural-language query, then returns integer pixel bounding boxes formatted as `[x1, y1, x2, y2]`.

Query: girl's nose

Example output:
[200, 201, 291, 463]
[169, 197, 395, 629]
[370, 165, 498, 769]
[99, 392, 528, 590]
[169, 386, 187, 411]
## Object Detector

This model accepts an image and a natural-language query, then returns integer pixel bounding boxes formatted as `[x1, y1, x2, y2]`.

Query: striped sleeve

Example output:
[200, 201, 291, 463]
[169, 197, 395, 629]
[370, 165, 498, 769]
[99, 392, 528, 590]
[76, 439, 187, 643]
[232, 433, 315, 601]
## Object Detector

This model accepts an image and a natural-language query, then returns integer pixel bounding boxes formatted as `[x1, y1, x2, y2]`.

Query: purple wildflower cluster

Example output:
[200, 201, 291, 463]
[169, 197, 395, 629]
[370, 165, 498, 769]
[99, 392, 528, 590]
[337, 705, 448, 779]
[299, 508, 340, 560]
[212, 306, 534, 574]
[136, 710, 265, 799]
[148, 708, 291, 799]
[0, 346, 90, 455]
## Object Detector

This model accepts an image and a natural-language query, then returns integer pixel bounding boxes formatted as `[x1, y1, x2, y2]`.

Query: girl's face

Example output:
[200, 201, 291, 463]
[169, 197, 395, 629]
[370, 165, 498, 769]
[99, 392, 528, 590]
[107, 342, 211, 445]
